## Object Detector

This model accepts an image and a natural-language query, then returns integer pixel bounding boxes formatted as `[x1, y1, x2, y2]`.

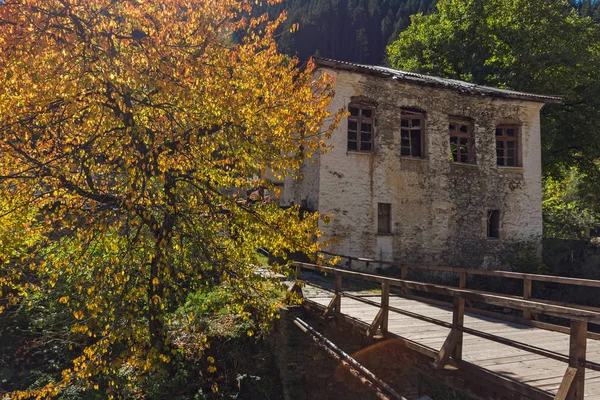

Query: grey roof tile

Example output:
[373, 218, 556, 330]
[314, 57, 562, 104]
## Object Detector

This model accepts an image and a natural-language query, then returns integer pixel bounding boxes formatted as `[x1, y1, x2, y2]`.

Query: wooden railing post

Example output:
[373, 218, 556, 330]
[523, 278, 532, 320]
[453, 274, 466, 361]
[323, 271, 343, 317]
[401, 264, 410, 296]
[295, 265, 301, 281]
[459, 272, 467, 289]
[381, 282, 390, 334]
[334, 272, 342, 315]
[568, 320, 587, 400]
[435, 274, 466, 368]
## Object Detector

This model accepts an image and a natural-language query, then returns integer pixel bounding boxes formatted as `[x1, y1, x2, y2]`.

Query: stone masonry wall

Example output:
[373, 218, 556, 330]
[285, 68, 544, 270]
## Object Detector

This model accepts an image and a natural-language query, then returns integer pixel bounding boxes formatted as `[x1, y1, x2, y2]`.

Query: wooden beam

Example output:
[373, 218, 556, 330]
[459, 272, 467, 289]
[401, 265, 409, 296]
[319, 251, 600, 288]
[401, 264, 408, 281]
[453, 297, 465, 361]
[454, 273, 466, 360]
[404, 292, 600, 340]
[323, 294, 340, 317]
[294, 262, 600, 323]
[288, 281, 303, 296]
[568, 320, 587, 400]
[340, 290, 600, 372]
[523, 278, 533, 320]
[555, 367, 577, 400]
[365, 309, 384, 339]
[433, 329, 458, 370]
[334, 272, 342, 314]
[303, 297, 553, 400]
[381, 282, 390, 333]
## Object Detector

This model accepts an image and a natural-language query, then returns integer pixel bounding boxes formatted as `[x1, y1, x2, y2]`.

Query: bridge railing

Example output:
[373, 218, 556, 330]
[319, 251, 600, 330]
[293, 260, 600, 400]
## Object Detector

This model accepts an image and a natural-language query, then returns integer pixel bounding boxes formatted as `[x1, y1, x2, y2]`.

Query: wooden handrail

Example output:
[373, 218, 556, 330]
[296, 262, 600, 323]
[295, 260, 593, 399]
[319, 251, 600, 288]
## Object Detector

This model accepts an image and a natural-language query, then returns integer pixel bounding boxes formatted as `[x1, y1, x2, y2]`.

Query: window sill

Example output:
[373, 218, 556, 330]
[400, 156, 428, 162]
[347, 150, 375, 155]
[498, 166, 524, 172]
[376, 233, 394, 237]
[450, 161, 478, 168]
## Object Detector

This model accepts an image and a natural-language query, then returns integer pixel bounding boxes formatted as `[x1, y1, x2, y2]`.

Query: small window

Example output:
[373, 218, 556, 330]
[378, 203, 392, 234]
[449, 120, 475, 163]
[487, 210, 500, 238]
[400, 110, 425, 157]
[348, 104, 374, 152]
[496, 126, 519, 167]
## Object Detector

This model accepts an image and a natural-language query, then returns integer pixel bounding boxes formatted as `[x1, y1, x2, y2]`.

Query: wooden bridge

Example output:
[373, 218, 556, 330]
[291, 254, 600, 400]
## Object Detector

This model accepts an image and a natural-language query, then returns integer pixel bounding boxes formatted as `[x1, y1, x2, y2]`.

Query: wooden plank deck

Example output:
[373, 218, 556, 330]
[302, 284, 600, 398]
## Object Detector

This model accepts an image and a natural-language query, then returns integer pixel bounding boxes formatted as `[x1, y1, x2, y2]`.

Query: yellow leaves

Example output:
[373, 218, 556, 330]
[158, 354, 170, 363]
[73, 310, 84, 320]
[0, 0, 337, 398]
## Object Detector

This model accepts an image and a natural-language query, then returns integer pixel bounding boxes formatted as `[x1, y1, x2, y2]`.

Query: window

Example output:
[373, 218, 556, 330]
[400, 110, 425, 157]
[487, 210, 500, 238]
[449, 120, 475, 163]
[377, 203, 392, 234]
[348, 104, 374, 152]
[496, 126, 519, 167]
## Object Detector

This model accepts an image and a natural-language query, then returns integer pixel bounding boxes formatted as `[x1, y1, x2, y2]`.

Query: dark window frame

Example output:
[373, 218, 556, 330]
[400, 110, 425, 158]
[487, 210, 501, 239]
[449, 119, 476, 164]
[377, 203, 392, 235]
[496, 125, 520, 167]
[347, 104, 375, 152]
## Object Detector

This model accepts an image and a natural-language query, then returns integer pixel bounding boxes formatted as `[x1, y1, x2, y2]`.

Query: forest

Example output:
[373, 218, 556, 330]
[261, 0, 437, 64]
[266, 0, 600, 65]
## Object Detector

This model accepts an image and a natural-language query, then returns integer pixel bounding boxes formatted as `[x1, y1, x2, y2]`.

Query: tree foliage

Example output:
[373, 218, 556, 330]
[387, 0, 600, 238]
[543, 166, 600, 239]
[261, 0, 436, 64]
[387, 0, 600, 173]
[0, 0, 340, 397]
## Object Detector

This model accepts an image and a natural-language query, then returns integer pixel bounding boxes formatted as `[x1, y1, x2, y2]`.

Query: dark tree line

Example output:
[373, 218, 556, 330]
[261, 0, 436, 64]
[261, 0, 599, 65]
[569, 0, 600, 19]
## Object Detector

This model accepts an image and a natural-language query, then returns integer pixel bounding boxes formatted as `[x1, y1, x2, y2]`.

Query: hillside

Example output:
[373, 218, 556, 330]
[262, 0, 436, 65]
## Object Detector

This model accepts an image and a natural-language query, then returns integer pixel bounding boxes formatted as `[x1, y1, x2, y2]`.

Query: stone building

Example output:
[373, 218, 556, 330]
[281, 58, 561, 269]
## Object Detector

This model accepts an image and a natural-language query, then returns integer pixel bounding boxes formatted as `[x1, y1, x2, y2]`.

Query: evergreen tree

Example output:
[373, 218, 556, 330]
[262, 0, 437, 64]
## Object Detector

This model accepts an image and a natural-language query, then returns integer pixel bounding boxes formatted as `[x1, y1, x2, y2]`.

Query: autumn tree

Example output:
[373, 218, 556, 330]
[0, 0, 340, 397]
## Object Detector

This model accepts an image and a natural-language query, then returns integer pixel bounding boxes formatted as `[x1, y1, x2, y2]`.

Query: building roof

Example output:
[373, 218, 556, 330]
[314, 58, 562, 104]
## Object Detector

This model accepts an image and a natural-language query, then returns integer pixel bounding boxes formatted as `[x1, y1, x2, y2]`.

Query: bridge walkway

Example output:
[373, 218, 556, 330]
[293, 257, 600, 400]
